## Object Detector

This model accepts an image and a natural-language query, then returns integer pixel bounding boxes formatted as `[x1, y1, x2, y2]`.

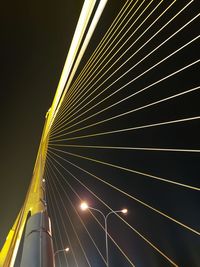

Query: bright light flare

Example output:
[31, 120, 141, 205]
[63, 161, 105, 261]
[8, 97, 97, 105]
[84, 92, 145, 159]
[80, 202, 89, 211]
[65, 247, 69, 252]
[121, 208, 128, 214]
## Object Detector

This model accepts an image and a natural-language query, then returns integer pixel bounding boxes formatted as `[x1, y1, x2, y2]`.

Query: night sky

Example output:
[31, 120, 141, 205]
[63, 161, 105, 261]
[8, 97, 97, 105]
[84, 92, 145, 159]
[1, 1, 200, 267]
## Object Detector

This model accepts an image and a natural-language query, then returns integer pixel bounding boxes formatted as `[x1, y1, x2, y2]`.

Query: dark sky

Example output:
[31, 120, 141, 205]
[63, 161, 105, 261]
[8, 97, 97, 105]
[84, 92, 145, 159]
[1, 1, 200, 267]
[0, 0, 83, 247]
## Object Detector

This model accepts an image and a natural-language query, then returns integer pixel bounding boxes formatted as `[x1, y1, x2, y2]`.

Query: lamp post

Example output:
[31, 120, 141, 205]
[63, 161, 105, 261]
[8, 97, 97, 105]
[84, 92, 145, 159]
[80, 202, 128, 267]
[54, 247, 69, 257]
[54, 247, 69, 266]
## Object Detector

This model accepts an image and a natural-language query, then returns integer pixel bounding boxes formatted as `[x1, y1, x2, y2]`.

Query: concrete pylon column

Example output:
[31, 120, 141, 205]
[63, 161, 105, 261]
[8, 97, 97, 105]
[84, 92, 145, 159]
[20, 211, 54, 267]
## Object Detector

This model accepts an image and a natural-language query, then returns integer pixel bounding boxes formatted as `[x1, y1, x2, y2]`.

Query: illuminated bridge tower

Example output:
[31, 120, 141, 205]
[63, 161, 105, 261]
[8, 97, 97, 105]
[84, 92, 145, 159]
[1, 0, 199, 266]
[0, 118, 54, 267]
[0, 1, 107, 266]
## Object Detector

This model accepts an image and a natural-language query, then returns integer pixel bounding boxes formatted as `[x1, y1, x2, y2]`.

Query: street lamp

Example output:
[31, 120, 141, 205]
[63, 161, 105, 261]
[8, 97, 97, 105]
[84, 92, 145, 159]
[54, 247, 69, 257]
[80, 202, 128, 267]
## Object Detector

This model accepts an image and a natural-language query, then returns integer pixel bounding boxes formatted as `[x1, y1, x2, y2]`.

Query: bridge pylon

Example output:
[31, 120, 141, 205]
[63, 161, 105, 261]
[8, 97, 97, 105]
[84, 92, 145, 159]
[0, 1, 107, 265]
[0, 117, 54, 267]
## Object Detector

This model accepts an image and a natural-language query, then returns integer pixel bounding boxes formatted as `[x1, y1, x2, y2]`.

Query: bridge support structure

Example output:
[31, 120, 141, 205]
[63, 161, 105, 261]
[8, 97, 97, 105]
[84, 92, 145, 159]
[20, 211, 54, 267]
[0, 1, 107, 266]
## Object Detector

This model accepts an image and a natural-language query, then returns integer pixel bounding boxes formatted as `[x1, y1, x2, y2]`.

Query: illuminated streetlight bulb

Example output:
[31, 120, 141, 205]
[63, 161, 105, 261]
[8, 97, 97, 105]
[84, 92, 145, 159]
[121, 208, 128, 214]
[80, 202, 89, 211]
[54, 247, 70, 257]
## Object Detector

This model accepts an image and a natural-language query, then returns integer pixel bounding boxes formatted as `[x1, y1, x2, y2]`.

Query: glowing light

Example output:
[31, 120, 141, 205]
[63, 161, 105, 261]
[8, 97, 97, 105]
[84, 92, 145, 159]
[121, 208, 128, 214]
[80, 202, 89, 210]
[65, 247, 70, 252]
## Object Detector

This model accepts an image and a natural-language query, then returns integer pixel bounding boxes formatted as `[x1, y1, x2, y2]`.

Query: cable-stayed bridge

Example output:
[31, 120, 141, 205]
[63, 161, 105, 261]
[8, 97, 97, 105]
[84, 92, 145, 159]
[0, 0, 200, 266]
